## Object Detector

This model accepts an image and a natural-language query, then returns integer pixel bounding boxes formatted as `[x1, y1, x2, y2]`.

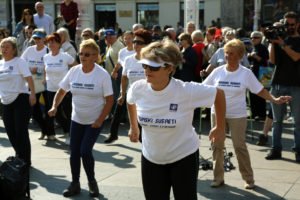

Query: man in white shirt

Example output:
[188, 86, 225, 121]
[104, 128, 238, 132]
[33, 2, 55, 35]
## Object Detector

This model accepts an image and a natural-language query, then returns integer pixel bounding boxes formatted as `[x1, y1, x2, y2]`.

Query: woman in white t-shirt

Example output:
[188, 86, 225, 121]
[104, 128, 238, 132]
[48, 39, 113, 198]
[203, 39, 291, 189]
[105, 29, 152, 143]
[0, 37, 36, 166]
[21, 29, 49, 140]
[44, 32, 75, 141]
[127, 39, 226, 200]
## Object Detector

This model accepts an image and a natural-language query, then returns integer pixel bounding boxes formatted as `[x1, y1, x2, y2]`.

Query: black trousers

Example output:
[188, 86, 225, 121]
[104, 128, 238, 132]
[2, 94, 31, 165]
[31, 91, 51, 136]
[142, 150, 199, 200]
[47, 91, 72, 134]
[109, 98, 127, 137]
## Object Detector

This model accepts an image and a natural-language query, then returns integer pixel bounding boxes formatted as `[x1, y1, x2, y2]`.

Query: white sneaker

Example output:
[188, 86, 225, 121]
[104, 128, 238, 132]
[65, 137, 70, 145]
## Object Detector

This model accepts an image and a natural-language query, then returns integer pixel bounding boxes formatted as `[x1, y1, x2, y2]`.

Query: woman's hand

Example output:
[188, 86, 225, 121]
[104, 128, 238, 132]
[91, 120, 102, 128]
[48, 107, 57, 117]
[128, 127, 140, 143]
[29, 93, 36, 106]
[209, 126, 225, 143]
[117, 95, 125, 105]
[30, 67, 38, 74]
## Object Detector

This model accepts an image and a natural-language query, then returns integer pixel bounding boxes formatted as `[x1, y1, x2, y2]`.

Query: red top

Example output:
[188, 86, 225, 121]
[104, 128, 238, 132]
[192, 42, 205, 78]
[60, 1, 79, 29]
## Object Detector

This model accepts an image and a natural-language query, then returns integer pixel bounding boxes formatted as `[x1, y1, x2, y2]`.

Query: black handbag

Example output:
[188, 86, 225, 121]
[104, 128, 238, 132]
[0, 156, 30, 199]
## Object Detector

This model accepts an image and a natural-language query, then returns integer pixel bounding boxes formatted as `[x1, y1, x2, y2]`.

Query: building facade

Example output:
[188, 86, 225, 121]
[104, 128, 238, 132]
[1, 0, 300, 35]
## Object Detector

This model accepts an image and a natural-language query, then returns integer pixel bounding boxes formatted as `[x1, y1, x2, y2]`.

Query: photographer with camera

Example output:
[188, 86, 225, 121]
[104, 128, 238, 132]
[265, 11, 300, 163]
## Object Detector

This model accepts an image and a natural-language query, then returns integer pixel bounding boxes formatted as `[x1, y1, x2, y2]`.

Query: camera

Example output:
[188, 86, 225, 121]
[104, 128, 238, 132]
[264, 25, 287, 40]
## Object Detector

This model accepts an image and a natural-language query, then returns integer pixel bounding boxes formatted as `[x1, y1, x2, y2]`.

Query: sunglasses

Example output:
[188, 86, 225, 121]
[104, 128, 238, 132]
[142, 64, 162, 72]
[78, 52, 96, 57]
[251, 37, 260, 39]
[133, 40, 145, 45]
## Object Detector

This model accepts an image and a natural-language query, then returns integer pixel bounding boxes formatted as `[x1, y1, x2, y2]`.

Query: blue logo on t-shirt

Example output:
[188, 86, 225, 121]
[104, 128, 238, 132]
[169, 104, 178, 112]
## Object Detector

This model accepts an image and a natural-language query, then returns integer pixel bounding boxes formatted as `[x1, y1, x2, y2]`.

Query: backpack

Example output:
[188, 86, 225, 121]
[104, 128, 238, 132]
[0, 156, 30, 199]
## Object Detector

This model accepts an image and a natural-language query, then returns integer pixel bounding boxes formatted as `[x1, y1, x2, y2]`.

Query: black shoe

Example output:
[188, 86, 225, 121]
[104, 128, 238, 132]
[88, 180, 99, 197]
[256, 135, 268, 146]
[63, 182, 81, 197]
[296, 152, 300, 163]
[104, 136, 118, 143]
[265, 150, 282, 160]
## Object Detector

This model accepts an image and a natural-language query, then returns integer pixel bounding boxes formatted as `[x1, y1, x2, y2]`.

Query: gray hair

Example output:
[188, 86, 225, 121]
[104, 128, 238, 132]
[166, 28, 176, 33]
[132, 23, 144, 31]
[57, 27, 70, 42]
[191, 30, 204, 41]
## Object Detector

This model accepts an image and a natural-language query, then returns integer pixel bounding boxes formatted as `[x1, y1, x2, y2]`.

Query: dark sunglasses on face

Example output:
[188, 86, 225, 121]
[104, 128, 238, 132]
[133, 40, 145, 45]
[78, 52, 96, 57]
[142, 64, 162, 72]
[251, 37, 260, 39]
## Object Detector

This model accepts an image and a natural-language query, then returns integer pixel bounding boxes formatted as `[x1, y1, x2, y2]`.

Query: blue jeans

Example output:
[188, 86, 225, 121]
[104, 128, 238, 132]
[69, 121, 102, 183]
[271, 85, 300, 153]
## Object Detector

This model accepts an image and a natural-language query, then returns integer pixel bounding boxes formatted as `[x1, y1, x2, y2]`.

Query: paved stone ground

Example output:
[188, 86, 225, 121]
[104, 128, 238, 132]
[0, 117, 299, 200]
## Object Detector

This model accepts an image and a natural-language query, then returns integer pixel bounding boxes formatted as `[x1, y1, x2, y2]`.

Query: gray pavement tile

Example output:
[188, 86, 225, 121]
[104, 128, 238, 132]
[0, 119, 300, 199]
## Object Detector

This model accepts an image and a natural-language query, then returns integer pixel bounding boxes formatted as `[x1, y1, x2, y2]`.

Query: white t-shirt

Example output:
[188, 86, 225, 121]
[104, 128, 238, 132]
[122, 54, 145, 88]
[61, 41, 77, 59]
[59, 64, 113, 124]
[21, 45, 48, 93]
[44, 51, 74, 92]
[203, 64, 263, 118]
[118, 47, 135, 67]
[127, 78, 217, 164]
[0, 57, 31, 104]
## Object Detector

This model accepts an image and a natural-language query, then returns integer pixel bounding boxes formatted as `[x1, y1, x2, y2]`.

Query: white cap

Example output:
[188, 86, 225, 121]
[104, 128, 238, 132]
[138, 59, 167, 68]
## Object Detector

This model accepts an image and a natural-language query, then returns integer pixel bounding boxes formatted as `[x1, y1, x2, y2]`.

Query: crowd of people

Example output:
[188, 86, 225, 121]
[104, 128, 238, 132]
[0, 1, 299, 198]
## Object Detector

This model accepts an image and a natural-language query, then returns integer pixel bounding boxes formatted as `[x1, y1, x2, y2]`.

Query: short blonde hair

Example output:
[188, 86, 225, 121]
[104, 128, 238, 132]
[141, 39, 182, 67]
[224, 39, 245, 59]
[0, 37, 18, 57]
[79, 38, 100, 54]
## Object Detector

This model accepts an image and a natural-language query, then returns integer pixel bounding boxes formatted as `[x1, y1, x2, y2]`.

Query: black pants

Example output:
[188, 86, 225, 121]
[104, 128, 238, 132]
[47, 91, 72, 134]
[142, 150, 199, 200]
[31, 91, 51, 136]
[2, 94, 31, 165]
[109, 98, 127, 137]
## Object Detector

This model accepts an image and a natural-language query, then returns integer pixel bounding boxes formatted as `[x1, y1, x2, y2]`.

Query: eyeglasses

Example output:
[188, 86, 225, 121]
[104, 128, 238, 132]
[33, 37, 41, 40]
[285, 23, 296, 27]
[78, 52, 96, 57]
[24, 13, 31, 16]
[142, 64, 162, 72]
[251, 37, 260, 39]
[133, 40, 145, 45]
[82, 34, 92, 37]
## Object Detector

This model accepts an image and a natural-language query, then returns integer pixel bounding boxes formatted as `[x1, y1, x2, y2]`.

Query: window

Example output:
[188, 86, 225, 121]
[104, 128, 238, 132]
[95, 4, 116, 30]
[136, 3, 159, 29]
